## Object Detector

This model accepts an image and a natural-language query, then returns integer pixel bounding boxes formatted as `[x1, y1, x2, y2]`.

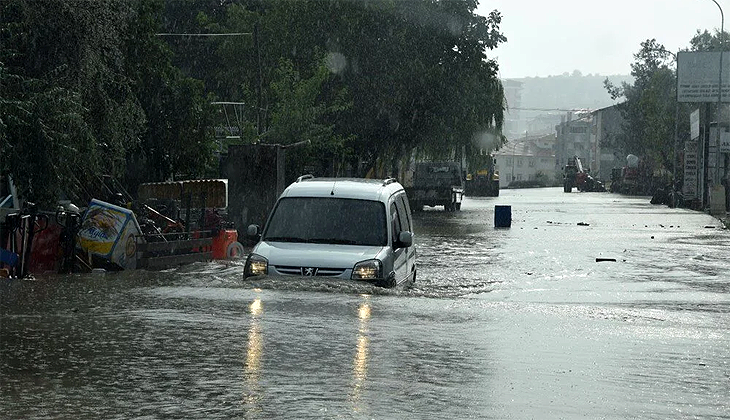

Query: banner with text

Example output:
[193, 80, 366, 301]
[690, 108, 700, 140]
[678, 51, 730, 103]
[683, 140, 698, 200]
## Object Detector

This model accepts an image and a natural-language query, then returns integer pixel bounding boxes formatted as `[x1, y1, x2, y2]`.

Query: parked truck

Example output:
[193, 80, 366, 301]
[609, 154, 646, 195]
[407, 162, 464, 211]
[563, 156, 605, 193]
[465, 168, 500, 197]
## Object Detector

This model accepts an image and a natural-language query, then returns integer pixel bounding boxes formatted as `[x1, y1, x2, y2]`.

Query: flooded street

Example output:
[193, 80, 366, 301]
[2, 187, 730, 419]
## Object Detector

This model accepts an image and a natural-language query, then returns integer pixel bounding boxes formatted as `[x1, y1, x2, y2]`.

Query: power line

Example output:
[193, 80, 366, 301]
[509, 107, 592, 112]
[155, 33, 252, 37]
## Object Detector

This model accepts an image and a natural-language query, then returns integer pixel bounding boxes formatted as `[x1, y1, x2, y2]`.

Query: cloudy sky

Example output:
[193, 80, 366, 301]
[477, 0, 725, 78]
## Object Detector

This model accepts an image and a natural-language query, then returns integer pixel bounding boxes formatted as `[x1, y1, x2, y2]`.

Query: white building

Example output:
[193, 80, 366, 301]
[502, 80, 524, 140]
[494, 134, 557, 188]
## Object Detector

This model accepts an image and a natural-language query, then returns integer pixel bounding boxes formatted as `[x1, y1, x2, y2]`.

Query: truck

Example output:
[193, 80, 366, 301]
[465, 169, 500, 197]
[609, 154, 645, 195]
[563, 156, 606, 193]
[407, 162, 464, 211]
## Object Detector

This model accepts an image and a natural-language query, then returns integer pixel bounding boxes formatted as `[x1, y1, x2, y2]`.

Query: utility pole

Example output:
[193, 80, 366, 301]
[254, 21, 263, 137]
[709, 0, 725, 213]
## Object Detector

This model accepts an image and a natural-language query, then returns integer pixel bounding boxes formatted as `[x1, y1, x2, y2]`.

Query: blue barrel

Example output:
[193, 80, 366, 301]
[0, 248, 19, 267]
[494, 205, 512, 228]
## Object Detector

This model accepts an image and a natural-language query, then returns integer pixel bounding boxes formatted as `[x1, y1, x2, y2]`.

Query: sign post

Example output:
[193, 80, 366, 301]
[684, 140, 699, 201]
[690, 109, 701, 140]
[678, 51, 728, 210]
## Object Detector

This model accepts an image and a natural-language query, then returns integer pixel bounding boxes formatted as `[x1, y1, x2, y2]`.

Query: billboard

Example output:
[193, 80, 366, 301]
[677, 51, 730, 103]
[77, 199, 142, 270]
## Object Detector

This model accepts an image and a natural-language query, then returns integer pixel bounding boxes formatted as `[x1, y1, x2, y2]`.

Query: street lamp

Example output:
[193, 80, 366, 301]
[511, 138, 526, 185]
[710, 0, 724, 187]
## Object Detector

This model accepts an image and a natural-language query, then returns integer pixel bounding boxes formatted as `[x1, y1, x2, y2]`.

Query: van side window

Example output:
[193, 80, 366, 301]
[395, 194, 411, 232]
[390, 201, 401, 243]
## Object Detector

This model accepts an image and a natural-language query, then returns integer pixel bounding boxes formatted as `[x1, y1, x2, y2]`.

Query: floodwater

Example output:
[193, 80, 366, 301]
[2, 187, 729, 419]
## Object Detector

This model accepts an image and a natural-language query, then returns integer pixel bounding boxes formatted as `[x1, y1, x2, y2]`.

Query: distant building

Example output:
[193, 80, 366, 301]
[555, 111, 594, 174]
[494, 134, 557, 188]
[502, 79, 524, 140]
[527, 113, 563, 137]
[591, 104, 626, 181]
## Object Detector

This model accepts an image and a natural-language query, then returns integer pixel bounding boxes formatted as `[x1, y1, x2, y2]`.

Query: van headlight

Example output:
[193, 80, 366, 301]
[352, 259, 382, 281]
[244, 253, 268, 278]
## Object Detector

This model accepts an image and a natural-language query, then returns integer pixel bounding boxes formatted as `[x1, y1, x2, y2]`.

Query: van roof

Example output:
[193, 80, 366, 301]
[280, 177, 404, 201]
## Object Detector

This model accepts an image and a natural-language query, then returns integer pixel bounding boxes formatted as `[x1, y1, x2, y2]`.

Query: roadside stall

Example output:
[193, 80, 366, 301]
[134, 179, 243, 269]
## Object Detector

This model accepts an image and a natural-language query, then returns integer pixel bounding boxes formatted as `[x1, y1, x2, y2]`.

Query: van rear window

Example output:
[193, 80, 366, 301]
[263, 197, 387, 246]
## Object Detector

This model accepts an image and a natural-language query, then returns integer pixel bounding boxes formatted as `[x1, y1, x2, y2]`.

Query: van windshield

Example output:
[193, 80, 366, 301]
[263, 197, 387, 246]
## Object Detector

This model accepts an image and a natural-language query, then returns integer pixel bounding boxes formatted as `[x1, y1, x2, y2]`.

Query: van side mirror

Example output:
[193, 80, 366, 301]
[397, 231, 413, 248]
[246, 224, 261, 238]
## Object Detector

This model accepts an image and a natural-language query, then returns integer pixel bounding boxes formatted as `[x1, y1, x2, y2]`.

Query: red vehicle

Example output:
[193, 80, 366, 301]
[563, 156, 606, 193]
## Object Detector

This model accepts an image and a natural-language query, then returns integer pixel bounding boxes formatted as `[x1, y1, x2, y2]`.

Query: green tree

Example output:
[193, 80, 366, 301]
[604, 39, 677, 172]
[605, 31, 730, 181]
[264, 57, 353, 177]
[158, 0, 507, 177]
[1, 0, 219, 206]
[1, 0, 140, 206]
[0, 62, 95, 206]
[124, 0, 217, 186]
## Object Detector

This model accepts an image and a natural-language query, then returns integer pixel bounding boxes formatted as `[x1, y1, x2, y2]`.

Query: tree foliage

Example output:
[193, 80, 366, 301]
[1, 0, 136, 206]
[159, 0, 507, 177]
[1, 0, 506, 207]
[0, 0, 218, 205]
[605, 31, 730, 178]
[604, 39, 677, 171]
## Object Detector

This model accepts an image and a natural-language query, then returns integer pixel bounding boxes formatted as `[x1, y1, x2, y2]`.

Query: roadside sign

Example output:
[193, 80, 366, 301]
[690, 108, 700, 140]
[677, 51, 730, 103]
[683, 140, 698, 200]
[78, 199, 142, 270]
[721, 131, 730, 153]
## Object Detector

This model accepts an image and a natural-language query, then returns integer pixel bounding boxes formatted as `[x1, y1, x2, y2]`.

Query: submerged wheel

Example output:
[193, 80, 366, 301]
[226, 241, 245, 259]
[378, 272, 397, 288]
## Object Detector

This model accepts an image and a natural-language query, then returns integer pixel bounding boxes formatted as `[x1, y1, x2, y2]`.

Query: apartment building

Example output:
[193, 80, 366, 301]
[494, 134, 557, 188]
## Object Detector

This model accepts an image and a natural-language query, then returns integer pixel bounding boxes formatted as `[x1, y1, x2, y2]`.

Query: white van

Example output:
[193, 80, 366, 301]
[244, 176, 416, 287]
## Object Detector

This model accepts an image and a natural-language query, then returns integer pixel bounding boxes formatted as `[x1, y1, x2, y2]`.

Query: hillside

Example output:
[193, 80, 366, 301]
[510, 72, 633, 111]
[501, 72, 633, 139]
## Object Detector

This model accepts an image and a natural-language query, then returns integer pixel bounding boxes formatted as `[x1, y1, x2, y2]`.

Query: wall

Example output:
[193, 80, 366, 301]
[592, 105, 626, 181]
[220, 145, 281, 241]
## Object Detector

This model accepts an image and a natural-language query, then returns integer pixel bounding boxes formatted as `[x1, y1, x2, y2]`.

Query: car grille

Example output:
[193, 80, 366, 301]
[274, 266, 347, 277]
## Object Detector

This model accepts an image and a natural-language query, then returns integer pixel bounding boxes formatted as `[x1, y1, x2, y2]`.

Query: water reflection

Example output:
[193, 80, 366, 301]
[243, 294, 264, 412]
[350, 295, 371, 412]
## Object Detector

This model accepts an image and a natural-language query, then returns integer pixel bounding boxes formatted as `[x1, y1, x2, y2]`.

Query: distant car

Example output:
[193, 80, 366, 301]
[244, 175, 416, 287]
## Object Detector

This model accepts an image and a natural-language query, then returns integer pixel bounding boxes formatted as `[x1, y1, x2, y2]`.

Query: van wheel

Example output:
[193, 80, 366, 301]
[379, 272, 397, 288]
[226, 241, 245, 259]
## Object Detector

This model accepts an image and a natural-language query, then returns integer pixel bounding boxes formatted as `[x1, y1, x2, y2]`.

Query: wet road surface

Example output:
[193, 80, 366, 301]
[2, 187, 729, 419]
